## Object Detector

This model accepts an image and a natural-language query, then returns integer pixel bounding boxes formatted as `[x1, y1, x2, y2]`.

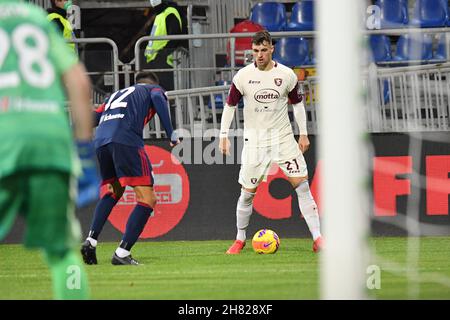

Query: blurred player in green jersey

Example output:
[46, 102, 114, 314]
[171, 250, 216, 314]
[0, 0, 99, 299]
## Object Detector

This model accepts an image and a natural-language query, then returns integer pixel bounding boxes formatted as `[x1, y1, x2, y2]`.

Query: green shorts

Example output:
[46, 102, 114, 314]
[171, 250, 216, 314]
[0, 170, 81, 253]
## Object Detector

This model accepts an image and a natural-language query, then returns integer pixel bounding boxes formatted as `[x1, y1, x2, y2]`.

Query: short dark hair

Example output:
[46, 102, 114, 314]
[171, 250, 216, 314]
[252, 30, 272, 46]
[135, 71, 159, 84]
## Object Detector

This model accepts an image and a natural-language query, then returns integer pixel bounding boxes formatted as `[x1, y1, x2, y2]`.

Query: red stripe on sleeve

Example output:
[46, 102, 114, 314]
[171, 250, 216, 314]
[226, 83, 243, 106]
[95, 103, 106, 114]
[144, 109, 156, 125]
[288, 83, 303, 104]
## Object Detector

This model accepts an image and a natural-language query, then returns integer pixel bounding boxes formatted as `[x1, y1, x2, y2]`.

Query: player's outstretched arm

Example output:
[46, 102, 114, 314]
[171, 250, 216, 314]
[63, 63, 100, 207]
[93, 103, 105, 127]
[219, 104, 236, 156]
[63, 63, 94, 140]
[293, 100, 310, 153]
[298, 134, 310, 154]
[151, 90, 179, 146]
[219, 80, 242, 155]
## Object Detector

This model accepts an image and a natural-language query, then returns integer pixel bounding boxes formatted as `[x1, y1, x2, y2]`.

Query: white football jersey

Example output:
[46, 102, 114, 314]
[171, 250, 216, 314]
[230, 61, 300, 147]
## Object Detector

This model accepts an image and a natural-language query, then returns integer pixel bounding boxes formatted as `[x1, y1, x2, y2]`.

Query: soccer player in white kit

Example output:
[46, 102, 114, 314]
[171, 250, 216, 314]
[219, 31, 323, 254]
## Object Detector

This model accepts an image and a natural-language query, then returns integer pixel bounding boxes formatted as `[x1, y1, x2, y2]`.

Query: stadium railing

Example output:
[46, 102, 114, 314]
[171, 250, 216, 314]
[133, 31, 449, 139]
[72, 38, 120, 92]
[367, 63, 450, 132]
[155, 61, 450, 139]
[66, 28, 450, 138]
[133, 31, 316, 87]
[134, 31, 315, 138]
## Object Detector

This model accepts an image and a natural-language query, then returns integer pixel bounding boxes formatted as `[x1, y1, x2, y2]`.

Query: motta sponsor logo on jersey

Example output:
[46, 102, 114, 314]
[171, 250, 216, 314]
[254, 89, 280, 103]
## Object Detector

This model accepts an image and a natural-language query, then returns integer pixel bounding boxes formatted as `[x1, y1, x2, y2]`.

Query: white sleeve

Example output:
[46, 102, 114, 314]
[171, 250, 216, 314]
[289, 69, 298, 92]
[232, 70, 243, 96]
[219, 104, 236, 138]
[293, 100, 308, 135]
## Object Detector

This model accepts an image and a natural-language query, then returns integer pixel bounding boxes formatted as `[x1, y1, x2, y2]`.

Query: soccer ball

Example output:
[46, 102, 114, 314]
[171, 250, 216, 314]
[252, 229, 280, 254]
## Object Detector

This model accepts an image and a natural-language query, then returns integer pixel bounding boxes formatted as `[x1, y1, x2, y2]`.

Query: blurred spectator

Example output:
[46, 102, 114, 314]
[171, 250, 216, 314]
[142, 0, 186, 91]
[47, 0, 76, 53]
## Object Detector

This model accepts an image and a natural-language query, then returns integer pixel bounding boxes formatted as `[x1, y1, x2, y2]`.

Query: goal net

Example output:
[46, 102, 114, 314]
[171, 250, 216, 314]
[318, 0, 450, 299]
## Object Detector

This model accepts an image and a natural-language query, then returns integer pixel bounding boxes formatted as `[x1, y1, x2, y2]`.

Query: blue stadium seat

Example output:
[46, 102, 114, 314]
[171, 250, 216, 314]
[410, 0, 448, 28]
[375, 0, 408, 29]
[272, 37, 310, 67]
[433, 34, 447, 61]
[393, 34, 433, 62]
[209, 94, 225, 109]
[309, 50, 316, 65]
[369, 35, 392, 62]
[286, 1, 314, 31]
[249, 2, 287, 32]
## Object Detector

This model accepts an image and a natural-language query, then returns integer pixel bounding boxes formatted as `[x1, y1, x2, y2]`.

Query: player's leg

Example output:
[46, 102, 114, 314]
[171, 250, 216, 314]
[278, 140, 322, 252]
[82, 144, 125, 264]
[236, 187, 257, 242]
[226, 146, 269, 254]
[44, 249, 90, 300]
[88, 144, 125, 241]
[82, 179, 124, 264]
[287, 175, 322, 252]
[112, 145, 155, 265]
[85, 180, 124, 244]
[0, 174, 22, 243]
[112, 185, 155, 265]
[1, 172, 89, 299]
[226, 186, 257, 254]
[26, 171, 90, 299]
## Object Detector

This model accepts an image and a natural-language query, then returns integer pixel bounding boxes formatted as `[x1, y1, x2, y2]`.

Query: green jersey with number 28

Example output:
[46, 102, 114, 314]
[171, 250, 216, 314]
[0, 0, 80, 178]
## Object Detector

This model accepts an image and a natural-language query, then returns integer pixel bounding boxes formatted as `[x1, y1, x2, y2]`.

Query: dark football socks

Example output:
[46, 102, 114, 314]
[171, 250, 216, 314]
[119, 202, 153, 252]
[88, 192, 119, 240]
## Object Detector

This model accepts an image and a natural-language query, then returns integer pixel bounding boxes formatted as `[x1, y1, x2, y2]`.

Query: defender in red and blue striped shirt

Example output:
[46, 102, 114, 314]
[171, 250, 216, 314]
[81, 71, 179, 266]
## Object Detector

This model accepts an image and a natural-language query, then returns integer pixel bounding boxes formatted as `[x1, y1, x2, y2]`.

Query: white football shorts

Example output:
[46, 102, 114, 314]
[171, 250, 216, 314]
[238, 137, 308, 189]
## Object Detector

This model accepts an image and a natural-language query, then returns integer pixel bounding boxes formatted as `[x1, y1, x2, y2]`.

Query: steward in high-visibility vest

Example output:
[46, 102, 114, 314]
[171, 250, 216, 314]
[47, 0, 76, 53]
[143, 0, 185, 91]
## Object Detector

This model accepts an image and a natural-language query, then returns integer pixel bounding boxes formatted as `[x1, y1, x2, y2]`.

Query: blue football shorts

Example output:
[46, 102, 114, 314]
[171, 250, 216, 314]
[96, 142, 154, 187]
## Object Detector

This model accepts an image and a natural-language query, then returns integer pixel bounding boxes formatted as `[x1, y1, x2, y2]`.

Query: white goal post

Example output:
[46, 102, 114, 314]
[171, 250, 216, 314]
[317, 0, 369, 299]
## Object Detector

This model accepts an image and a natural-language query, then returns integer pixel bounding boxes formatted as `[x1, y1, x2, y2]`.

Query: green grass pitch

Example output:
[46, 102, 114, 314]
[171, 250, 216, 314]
[0, 237, 449, 299]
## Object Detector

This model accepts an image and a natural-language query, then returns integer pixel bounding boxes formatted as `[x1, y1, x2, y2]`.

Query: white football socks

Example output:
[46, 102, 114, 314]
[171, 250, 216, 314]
[295, 180, 322, 241]
[115, 247, 130, 258]
[86, 237, 97, 247]
[236, 189, 256, 242]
